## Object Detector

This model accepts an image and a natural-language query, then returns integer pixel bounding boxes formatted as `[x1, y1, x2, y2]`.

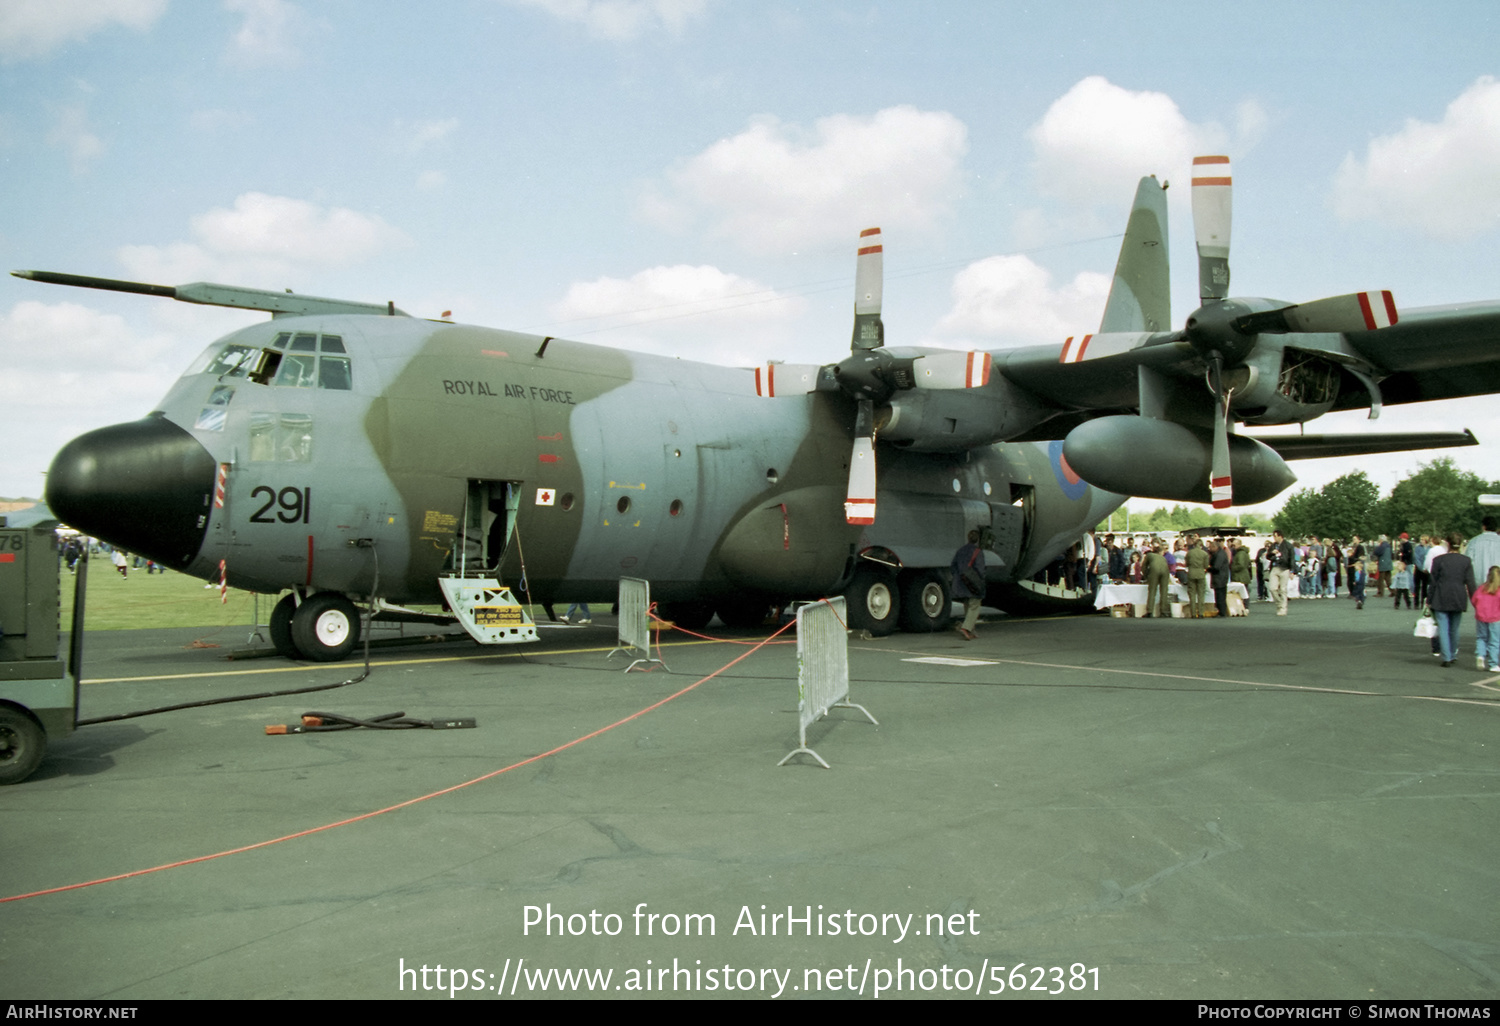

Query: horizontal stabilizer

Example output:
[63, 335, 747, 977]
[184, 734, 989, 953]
[1254, 429, 1477, 461]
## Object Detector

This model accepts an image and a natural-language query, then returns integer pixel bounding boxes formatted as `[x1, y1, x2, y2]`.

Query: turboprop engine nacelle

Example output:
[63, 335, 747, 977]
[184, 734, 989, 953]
[1062, 415, 1296, 506]
[879, 388, 1014, 453]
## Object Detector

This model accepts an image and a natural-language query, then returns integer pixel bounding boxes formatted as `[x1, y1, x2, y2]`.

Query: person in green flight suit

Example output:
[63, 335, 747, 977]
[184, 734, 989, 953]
[1144, 541, 1172, 618]
[1185, 534, 1210, 618]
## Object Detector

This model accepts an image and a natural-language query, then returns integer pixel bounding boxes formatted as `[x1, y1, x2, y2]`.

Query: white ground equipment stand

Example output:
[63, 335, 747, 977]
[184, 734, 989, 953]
[438, 576, 539, 645]
[608, 577, 667, 673]
[779, 597, 877, 768]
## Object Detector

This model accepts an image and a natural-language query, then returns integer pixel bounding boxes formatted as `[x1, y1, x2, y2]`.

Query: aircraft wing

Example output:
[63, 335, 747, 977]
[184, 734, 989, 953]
[1250, 429, 1479, 461]
[1332, 301, 1500, 409]
[993, 337, 1194, 412]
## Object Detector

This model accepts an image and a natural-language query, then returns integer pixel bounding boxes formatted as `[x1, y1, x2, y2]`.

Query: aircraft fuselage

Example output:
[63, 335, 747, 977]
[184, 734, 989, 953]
[46, 313, 1123, 644]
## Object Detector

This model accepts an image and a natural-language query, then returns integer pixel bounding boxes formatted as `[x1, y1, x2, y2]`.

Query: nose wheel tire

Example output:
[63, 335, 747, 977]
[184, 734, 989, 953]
[269, 593, 298, 659]
[289, 592, 361, 662]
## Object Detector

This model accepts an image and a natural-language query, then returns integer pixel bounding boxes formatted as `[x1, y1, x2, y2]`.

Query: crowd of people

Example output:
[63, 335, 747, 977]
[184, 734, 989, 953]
[1078, 520, 1500, 670]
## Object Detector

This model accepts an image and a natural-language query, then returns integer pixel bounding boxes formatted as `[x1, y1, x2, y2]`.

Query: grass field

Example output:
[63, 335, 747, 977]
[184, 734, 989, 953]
[54, 559, 501, 632]
[59, 562, 269, 631]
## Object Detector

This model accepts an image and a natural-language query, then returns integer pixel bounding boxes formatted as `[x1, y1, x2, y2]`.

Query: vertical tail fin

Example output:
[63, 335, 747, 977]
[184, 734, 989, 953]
[1101, 175, 1172, 420]
[1099, 176, 1170, 334]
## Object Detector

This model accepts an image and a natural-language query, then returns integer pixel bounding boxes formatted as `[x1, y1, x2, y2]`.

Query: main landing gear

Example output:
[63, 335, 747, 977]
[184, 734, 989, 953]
[270, 591, 361, 662]
[843, 566, 953, 636]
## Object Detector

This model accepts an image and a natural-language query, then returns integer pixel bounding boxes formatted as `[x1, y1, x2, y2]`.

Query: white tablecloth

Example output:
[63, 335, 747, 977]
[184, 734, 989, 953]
[1094, 582, 1249, 610]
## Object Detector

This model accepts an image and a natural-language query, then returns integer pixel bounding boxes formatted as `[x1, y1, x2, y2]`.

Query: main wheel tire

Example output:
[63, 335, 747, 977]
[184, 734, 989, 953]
[899, 569, 952, 632]
[290, 592, 361, 662]
[269, 593, 298, 659]
[655, 600, 714, 632]
[0, 706, 46, 785]
[845, 566, 900, 636]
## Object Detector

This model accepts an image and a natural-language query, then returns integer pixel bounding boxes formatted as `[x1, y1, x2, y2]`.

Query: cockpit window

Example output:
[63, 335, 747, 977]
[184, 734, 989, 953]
[201, 333, 353, 390]
[203, 344, 256, 378]
[274, 352, 319, 388]
[319, 356, 352, 390]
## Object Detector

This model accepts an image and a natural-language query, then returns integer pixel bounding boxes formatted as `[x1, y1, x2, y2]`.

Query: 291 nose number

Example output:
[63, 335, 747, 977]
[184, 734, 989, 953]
[249, 485, 310, 524]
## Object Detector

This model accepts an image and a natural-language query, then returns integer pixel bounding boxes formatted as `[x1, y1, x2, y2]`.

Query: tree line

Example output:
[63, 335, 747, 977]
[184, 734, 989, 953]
[1273, 458, 1499, 540]
[1096, 458, 1497, 540]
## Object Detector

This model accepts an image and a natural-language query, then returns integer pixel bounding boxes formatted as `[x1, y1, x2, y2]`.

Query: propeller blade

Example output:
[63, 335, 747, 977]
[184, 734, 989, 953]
[851, 227, 884, 351]
[1191, 155, 1232, 301]
[845, 399, 877, 524]
[845, 435, 877, 524]
[753, 362, 825, 397]
[1207, 356, 1233, 509]
[1233, 290, 1400, 335]
[912, 350, 992, 389]
[1210, 395, 1233, 509]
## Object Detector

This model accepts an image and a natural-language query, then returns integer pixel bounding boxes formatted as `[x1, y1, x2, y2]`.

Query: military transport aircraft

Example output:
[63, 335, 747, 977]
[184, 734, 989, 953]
[19, 157, 1497, 661]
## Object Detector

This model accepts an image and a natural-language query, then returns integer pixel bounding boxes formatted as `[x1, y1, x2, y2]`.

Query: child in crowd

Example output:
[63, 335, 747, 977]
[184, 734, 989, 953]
[1471, 566, 1500, 672]
[1391, 559, 1413, 610]
[1349, 560, 1367, 610]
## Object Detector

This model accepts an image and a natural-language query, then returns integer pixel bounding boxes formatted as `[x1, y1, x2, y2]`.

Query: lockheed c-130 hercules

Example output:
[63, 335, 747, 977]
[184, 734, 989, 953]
[21, 157, 1497, 661]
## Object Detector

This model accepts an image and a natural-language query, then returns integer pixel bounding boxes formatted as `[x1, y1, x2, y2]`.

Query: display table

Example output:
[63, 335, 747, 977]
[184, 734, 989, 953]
[1093, 582, 1249, 610]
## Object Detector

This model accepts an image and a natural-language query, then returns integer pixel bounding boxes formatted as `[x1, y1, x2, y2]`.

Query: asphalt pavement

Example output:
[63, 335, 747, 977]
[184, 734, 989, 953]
[1, 595, 1496, 1001]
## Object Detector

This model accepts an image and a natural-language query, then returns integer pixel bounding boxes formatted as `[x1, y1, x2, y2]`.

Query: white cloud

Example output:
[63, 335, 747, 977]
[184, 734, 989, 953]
[416, 170, 448, 191]
[0, 301, 178, 425]
[0, 298, 258, 495]
[548, 264, 806, 363]
[1027, 76, 1227, 214]
[929, 254, 1111, 348]
[0, 0, 166, 63]
[507, 0, 708, 41]
[224, 0, 306, 67]
[47, 104, 105, 172]
[646, 105, 968, 254]
[117, 192, 409, 285]
[403, 117, 459, 153]
[1332, 76, 1500, 241]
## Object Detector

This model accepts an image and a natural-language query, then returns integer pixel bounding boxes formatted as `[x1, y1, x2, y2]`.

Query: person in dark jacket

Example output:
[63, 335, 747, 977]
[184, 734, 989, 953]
[1430, 531, 1477, 667]
[1209, 539, 1232, 618]
[951, 529, 985, 640]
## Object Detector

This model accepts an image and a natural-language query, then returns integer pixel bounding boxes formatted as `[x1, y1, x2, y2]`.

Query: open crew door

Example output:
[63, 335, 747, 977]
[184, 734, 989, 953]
[448, 479, 520, 574]
[440, 479, 538, 645]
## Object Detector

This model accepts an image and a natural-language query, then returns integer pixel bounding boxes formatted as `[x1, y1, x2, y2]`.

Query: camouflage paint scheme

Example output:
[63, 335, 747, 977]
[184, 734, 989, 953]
[37, 166, 1500, 659]
[144, 314, 1120, 613]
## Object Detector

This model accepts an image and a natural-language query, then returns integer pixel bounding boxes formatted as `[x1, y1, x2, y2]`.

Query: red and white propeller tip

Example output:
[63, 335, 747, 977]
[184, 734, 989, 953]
[1191, 155, 1233, 301]
[845, 435, 877, 525]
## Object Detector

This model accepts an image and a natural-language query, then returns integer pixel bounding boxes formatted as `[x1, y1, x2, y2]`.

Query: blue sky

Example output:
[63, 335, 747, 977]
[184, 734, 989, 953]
[2, 0, 1499, 514]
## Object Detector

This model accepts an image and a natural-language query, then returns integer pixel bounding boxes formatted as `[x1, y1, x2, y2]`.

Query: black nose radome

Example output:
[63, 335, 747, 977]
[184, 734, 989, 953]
[46, 416, 217, 570]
